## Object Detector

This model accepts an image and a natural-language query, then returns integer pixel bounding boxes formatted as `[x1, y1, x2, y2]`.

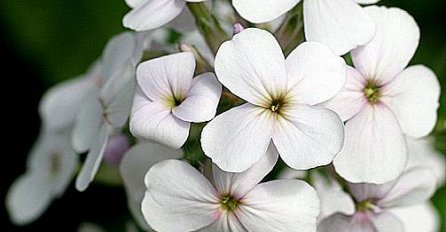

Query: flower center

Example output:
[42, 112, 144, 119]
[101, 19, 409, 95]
[50, 152, 61, 175]
[166, 95, 184, 108]
[356, 199, 374, 212]
[270, 98, 285, 113]
[363, 82, 380, 104]
[220, 194, 239, 212]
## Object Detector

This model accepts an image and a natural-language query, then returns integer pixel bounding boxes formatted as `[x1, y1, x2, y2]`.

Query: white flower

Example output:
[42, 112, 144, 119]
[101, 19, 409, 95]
[129, 52, 222, 149]
[120, 142, 183, 230]
[123, 0, 205, 31]
[389, 203, 440, 232]
[233, 0, 378, 55]
[72, 32, 145, 191]
[5, 74, 92, 225]
[202, 28, 345, 172]
[324, 6, 441, 184]
[318, 167, 437, 232]
[406, 137, 445, 187]
[141, 146, 320, 231]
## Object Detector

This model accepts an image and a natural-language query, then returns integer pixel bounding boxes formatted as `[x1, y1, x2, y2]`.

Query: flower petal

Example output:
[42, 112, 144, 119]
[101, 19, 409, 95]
[123, 0, 186, 31]
[389, 203, 440, 232]
[39, 76, 93, 131]
[6, 173, 52, 225]
[351, 6, 420, 84]
[406, 137, 445, 187]
[172, 72, 222, 123]
[272, 104, 344, 170]
[304, 0, 375, 55]
[285, 42, 346, 105]
[71, 89, 103, 153]
[120, 142, 183, 230]
[199, 212, 248, 232]
[318, 212, 404, 232]
[313, 173, 355, 221]
[130, 87, 190, 149]
[214, 28, 287, 106]
[201, 104, 275, 172]
[136, 52, 194, 102]
[320, 66, 368, 121]
[354, 0, 381, 4]
[348, 180, 398, 203]
[232, 0, 301, 23]
[75, 124, 109, 192]
[212, 144, 279, 197]
[333, 104, 407, 184]
[238, 179, 319, 232]
[378, 167, 437, 208]
[142, 160, 220, 232]
[381, 65, 440, 138]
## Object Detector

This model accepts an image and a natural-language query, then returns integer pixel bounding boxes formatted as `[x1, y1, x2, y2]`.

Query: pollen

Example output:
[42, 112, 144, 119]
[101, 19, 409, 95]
[220, 194, 239, 212]
[269, 98, 285, 113]
[363, 82, 380, 104]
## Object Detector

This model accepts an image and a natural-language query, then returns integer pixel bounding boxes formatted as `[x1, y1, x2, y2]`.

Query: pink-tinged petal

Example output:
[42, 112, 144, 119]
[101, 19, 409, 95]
[39, 76, 94, 131]
[286, 42, 346, 105]
[75, 124, 109, 192]
[6, 173, 52, 225]
[348, 180, 398, 203]
[333, 104, 407, 184]
[238, 180, 319, 232]
[351, 6, 420, 84]
[172, 72, 222, 123]
[125, 0, 144, 8]
[103, 134, 130, 166]
[381, 65, 440, 138]
[142, 160, 220, 232]
[389, 203, 440, 232]
[212, 145, 278, 197]
[318, 212, 404, 232]
[103, 75, 136, 128]
[130, 88, 190, 149]
[304, 0, 376, 55]
[201, 104, 275, 172]
[120, 142, 183, 230]
[136, 52, 194, 102]
[123, 0, 186, 31]
[378, 167, 437, 208]
[406, 137, 445, 187]
[214, 28, 287, 106]
[313, 174, 355, 221]
[71, 89, 102, 153]
[272, 104, 344, 170]
[232, 0, 301, 23]
[320, 66, 368, 121]
[199, 212, 248, 232]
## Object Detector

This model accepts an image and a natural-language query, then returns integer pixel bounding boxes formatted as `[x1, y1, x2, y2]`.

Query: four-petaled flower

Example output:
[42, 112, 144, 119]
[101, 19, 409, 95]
[202, 28, 346, 172]
[130, 52, 222, 149]
[142, 146, 320, 231]
[324, 6, 441, 184]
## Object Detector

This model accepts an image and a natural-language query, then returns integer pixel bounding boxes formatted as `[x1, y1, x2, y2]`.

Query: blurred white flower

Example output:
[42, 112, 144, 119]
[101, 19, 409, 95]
[325, 6, 440, 184]
[6, 71, 95, 224]
[130, 52, 222, 148]
[202, 28, 345, 172]
[123, 0, 206, 31]
[72, 32, 146, 191]
[318, 167, 437, 232]
[406, 137, 445, 187]
[233, 0, 378, 55]
[120, 142, 183, 230]
[103, 133, 131, 166]
[142, 146, 320, 231]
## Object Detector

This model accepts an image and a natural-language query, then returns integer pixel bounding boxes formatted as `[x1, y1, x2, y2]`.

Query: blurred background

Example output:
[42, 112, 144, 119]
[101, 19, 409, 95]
[0, 0, 444, 231]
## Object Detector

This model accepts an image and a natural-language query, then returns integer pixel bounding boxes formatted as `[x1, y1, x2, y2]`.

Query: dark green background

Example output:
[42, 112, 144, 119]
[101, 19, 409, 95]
[0, 0, 444, 231]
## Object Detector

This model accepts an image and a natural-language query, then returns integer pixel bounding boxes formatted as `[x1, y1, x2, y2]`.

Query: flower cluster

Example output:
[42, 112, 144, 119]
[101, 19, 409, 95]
[6, 0, 444, 231]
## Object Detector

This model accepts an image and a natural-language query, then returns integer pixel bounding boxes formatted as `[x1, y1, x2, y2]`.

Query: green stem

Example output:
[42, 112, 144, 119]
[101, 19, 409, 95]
[187, 2, 229, 54]
[275, 2, 305, 55]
